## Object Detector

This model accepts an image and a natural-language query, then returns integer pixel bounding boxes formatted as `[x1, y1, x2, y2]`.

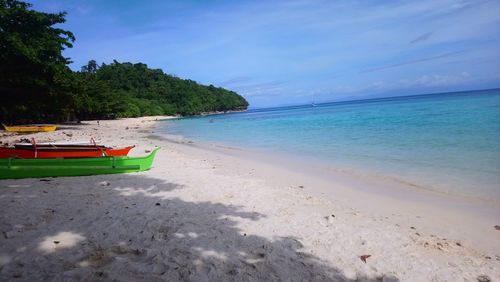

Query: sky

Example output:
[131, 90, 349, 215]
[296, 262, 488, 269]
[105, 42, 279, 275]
[29, 0, 500, 108]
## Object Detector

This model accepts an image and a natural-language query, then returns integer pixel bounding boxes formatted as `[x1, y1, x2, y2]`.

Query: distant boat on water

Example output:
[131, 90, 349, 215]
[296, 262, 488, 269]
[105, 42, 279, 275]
[311, 93, 317, 107]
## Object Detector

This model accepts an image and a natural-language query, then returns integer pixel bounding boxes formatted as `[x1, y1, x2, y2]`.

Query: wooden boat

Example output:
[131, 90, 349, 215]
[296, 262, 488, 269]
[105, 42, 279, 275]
[1, 138, 133, 159]
[0, 147, 160, 179]
[0, 145, 134, 159]
[2, 124, 58, 132]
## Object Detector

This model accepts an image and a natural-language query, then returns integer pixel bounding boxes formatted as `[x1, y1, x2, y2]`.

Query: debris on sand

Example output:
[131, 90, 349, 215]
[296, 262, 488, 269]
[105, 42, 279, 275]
[360, 255, 371, 263]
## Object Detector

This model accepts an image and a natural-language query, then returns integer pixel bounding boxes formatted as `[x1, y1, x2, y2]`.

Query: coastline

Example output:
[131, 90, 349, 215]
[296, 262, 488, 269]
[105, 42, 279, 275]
[158, 130, 500, 252]
[0, 116, 498, 281]
[198, 109, 248, 116]
[161, 130, 500, 208]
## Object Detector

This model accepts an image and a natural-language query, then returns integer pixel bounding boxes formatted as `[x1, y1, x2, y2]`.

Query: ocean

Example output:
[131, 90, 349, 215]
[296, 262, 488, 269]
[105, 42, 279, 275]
[159, 89, 500, 201]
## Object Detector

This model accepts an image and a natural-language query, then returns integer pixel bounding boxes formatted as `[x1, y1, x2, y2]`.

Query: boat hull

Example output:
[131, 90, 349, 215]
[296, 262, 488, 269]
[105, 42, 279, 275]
[2, 124, 58, 132]
[0, 146, 134, 158]
[0, 148, 159, 179]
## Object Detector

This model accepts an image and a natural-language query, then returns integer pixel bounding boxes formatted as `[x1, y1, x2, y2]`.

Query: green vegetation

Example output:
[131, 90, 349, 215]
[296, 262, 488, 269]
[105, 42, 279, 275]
[0, 0, 78, 122]
[76, 60, 248, 119]
[0, 0, 248, 123]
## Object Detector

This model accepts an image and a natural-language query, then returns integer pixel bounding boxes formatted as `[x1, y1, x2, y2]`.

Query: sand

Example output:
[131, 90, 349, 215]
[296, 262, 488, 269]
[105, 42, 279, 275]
[0, 117, 498, 281]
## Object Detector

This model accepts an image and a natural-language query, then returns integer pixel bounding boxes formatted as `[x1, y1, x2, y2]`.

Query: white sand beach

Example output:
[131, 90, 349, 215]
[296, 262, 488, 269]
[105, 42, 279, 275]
[0, 117, 499, 281]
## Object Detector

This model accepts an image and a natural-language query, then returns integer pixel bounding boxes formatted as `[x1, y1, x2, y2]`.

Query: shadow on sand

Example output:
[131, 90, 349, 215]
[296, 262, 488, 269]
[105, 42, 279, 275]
[0, 173, 398, 281]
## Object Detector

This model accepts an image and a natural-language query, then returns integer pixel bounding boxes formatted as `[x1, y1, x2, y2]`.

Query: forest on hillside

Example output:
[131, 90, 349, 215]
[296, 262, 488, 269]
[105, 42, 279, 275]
[76, 60, 248, 119]
[0, 0, 248, 123]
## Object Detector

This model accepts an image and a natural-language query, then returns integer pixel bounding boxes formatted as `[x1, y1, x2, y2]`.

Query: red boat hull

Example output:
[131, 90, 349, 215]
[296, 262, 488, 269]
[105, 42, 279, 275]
[0, 146, 134, 159]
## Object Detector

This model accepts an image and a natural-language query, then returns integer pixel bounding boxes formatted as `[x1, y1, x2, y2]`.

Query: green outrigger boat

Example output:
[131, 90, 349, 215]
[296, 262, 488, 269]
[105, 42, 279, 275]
[0, 148, 160, 179]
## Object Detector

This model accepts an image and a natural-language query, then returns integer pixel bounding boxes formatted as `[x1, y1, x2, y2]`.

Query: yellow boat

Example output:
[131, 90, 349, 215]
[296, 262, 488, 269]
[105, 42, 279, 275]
[2, 124, 58, 132]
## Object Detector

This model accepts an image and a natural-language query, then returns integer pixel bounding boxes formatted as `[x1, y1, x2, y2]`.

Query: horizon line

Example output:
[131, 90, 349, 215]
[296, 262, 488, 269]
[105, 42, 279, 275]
[247, 87, 500, 111]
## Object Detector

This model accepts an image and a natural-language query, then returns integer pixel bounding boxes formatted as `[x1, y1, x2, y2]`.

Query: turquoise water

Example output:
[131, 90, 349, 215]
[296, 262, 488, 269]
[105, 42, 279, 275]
[160, 89, 500, 201]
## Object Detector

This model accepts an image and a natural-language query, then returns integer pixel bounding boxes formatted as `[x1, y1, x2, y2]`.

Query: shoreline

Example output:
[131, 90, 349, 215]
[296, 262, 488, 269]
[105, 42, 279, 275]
[156, 131, 500, 253]
[159, 130, 500, 208]
[0, 116, 499, 281]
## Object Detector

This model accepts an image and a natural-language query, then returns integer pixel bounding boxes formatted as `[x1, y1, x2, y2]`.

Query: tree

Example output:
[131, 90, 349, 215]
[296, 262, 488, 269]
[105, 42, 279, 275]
[81, 60, 98, 73]
[0, 0, 76, 122]
[0, 1, 249, 122]
[75, 60, 249, 119]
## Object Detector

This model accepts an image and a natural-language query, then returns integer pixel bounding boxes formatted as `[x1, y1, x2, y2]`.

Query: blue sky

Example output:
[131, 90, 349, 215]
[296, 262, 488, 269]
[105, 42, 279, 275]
[30, 0, 500, 108]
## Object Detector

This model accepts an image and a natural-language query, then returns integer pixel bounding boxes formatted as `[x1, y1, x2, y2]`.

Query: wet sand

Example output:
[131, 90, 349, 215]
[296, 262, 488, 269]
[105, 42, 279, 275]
[0, 117, 498, 281]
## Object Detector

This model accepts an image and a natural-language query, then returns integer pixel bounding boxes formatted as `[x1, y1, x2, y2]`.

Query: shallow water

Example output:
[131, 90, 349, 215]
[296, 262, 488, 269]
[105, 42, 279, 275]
[160, 89, 500, 201]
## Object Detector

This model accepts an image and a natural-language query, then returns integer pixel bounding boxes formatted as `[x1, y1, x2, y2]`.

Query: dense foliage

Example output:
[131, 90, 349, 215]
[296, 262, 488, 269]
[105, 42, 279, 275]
[76, 60, 248, 119]
[0, 0, 248, 123]
[0, 0, 77, 122]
